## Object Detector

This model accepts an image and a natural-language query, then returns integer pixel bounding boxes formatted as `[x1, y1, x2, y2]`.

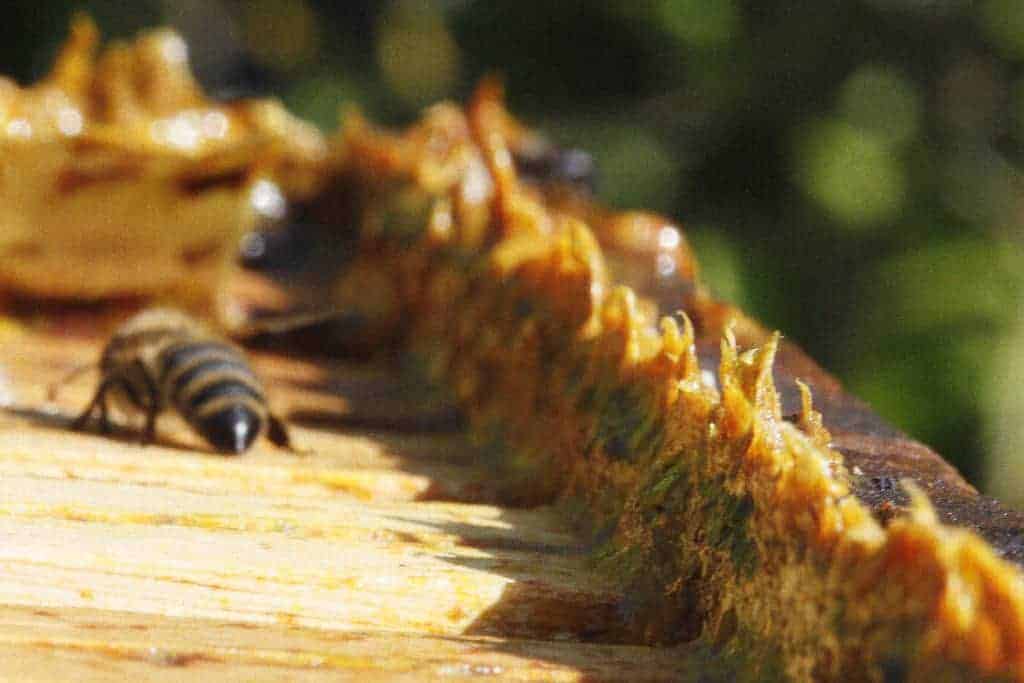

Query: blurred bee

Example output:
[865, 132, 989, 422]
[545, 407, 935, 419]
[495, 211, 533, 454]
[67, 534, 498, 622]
[65, 308, 292, 454]
[514, 143, 597, 193]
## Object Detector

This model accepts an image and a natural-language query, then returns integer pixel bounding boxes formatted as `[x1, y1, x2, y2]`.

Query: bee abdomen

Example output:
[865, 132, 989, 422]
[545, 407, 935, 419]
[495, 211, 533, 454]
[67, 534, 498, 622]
[159, 341, 268, 453]
[195, 403, 262, 454]
[160, 341, 240, 379]
[167, 356, 265, 415]
[183, 377, 265, 415]
[170, 358, 256, 404]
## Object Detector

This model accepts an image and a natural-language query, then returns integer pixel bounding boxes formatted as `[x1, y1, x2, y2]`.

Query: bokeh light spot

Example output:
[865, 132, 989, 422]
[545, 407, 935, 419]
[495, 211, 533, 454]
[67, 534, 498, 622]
[793, 118, 906, 229]
[377, 0, 460, 108]
[658, 0, 739, 49]
[243, 0, 320, 70]
[285, 74, 360, 130]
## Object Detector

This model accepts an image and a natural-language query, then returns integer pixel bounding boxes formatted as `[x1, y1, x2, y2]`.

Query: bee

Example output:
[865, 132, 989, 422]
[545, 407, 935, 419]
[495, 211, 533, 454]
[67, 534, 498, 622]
[67, 308, 292, 454]
[514, 143, 597, 194]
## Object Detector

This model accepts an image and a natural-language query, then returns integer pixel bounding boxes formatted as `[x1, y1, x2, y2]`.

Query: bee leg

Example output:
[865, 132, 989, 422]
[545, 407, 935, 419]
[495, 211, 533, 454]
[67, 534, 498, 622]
[128, 359, 160, 446]
[71, 380, 114, 433]
[141, 406, 158, 445]
[266, 413, 300, 453]
[98, 399, 111, 434]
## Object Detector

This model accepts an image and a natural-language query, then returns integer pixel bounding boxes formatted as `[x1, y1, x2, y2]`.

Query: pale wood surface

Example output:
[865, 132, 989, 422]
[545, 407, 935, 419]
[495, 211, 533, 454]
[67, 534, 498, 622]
[0, 316, 686, 681]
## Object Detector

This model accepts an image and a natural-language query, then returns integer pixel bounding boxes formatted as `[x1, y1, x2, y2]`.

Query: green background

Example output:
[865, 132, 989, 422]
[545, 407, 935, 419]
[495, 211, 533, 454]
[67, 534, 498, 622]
[6, 0, 1024, 504]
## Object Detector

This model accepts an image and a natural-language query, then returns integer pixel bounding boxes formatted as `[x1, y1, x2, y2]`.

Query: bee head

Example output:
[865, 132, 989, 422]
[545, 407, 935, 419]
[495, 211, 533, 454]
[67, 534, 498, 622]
[197, 404, 261, 454]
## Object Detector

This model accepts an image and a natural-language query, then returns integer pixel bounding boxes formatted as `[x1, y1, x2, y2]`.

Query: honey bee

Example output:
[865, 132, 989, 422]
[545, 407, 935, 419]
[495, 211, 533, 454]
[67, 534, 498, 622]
[68, 308, 292, 454]
[514, 143, 597, 193]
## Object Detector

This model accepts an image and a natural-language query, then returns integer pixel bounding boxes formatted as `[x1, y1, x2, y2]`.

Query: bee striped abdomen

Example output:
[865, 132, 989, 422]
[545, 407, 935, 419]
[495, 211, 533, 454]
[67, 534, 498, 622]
[159, 341, 267, 453]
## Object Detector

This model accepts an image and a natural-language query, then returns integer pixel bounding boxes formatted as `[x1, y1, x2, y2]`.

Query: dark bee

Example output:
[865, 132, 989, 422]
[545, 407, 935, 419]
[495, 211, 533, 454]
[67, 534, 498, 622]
[70, 308, 292, 454]
[513, 143, 598, 193]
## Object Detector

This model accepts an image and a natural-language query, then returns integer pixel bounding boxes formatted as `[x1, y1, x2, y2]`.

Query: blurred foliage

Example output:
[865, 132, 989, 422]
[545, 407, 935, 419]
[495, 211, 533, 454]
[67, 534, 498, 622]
[5, 0, 1024, 502]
